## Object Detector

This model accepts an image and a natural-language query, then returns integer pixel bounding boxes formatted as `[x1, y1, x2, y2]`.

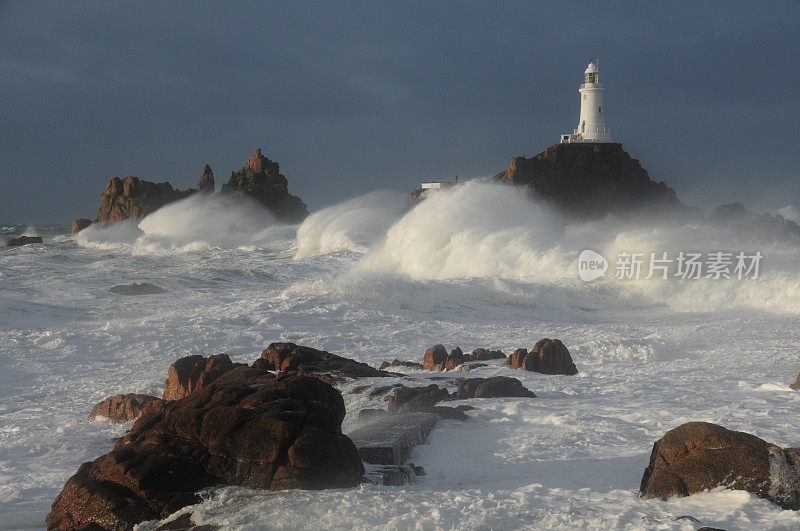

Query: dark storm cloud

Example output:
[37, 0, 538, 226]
[1, 1, 798, 223]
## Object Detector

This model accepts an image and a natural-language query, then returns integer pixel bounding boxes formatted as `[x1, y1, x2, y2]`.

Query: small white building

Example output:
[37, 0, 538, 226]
[561, 61, 614, 143]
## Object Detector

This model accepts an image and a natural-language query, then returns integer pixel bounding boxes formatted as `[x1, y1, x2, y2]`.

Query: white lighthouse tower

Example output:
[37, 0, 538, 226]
[561, 60, 614, 143]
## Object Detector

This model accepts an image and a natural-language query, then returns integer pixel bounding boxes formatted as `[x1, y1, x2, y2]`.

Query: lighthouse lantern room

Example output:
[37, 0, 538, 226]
[561, 60, 614, 143]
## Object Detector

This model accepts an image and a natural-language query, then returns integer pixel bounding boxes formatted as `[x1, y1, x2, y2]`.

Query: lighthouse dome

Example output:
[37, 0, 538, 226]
[584, 62, 598, 74]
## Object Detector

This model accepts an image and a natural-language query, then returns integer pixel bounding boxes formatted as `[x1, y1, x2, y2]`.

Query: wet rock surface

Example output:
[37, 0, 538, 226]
[259, 342, 389, 379]
[639, 422, 800, 509]
[88, 393, 165, 424]
[505, 338, 578, 375]
[423, 344, 507, 371]
[455, 376, 536, 399]
[379, 359, 424, 370]
[162, 353, 242, 401]
[48, 374, 363, 530]
[6, 235, 43, 247]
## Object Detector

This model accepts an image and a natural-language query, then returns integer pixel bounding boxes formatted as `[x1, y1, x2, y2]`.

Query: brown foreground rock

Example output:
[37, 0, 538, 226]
[162, 353, 240, 400]
[639, 422, 800, 509]
[48, 374, 363, 530]
[379, 359, 424, 371]
[6, 235, 43, 247]
[88, 394, 165, 424]
[258, 342, 388, 379]
[423, 344, 448, 370]
[455, 377, 536, 399]
[423, 345, 507, 372]
[505, 338, 578, 375]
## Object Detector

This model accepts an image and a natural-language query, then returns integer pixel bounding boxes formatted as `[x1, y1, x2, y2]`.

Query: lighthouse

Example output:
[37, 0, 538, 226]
[561, 61, 614, 143]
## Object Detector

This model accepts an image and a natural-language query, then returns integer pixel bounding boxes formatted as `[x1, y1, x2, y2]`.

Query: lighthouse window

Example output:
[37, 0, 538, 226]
[583, 95, 587, 100]
[598, 106, 602, 113]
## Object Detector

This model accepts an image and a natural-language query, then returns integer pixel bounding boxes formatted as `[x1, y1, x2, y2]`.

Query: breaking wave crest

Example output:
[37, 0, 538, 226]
[294, 190, 403, 259]
[76, 194, 295, 253]
[292, 182, 800, 313]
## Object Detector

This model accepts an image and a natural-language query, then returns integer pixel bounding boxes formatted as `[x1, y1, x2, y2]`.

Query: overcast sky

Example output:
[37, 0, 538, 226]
[1, 1, 798, 224]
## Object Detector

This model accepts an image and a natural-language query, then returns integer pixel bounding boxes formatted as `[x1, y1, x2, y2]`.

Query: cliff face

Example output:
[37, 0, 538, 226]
[220, 149, 309, 223]
[496, 143, 685, 218]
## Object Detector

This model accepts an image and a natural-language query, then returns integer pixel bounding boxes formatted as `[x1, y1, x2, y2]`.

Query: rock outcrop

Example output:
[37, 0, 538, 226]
[76, 152, 307, 228]
[96, 176, 193, 223]
[423, 345, 507, 372]
[423, 344, 448, 371]
[162, 353, 240, 401]
[257, 342, 388, 379]
[88, 393, 165, 424]
[70, 218, 93, 235]
[379, 359, 424, 371]
[387, 385, 451, 413]
[220, 149, 308, 223]
[48, 374, 363, 530]
[5, 235, 43, 247]
[494, 143, 690, 219]
[455, 377, 536, 399]
[639, 422, 800, 510]
[197, 164, 215, 193]
[505, 339, 578, 375]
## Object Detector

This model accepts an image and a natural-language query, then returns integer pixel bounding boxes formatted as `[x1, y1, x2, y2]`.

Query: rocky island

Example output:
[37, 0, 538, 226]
[70, 149, 308, 234]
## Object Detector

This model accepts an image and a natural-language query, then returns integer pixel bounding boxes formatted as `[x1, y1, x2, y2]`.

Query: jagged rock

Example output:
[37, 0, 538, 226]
[457, 363, 488, 372]
[47, 374, 363, 530]
[88, 393, 165, 424]
[197, 164, 215, 193]
[219, 149, 308, 223]
[471, 348, 507, 361]
[70, 218, 93, 235]
[387, 385, 450, 413]
[259, 342, 388, 379]
[639, 422, 800, 509]
[791, 373, 800, 390]
[5, 235, 43, 247]
[505, 339, 578, 375]
[379, 359, 424, 371]
[423, 344, 448, 371]
[96, 176, 193, 223]
[495, 143, 693, 219]
[455, 376, 536, 399]
[162, 353, 241, 400]
[424, 345, 507, 372]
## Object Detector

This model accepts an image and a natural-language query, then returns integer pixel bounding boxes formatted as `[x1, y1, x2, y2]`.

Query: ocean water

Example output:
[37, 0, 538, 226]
[2, 183, 800, 530]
